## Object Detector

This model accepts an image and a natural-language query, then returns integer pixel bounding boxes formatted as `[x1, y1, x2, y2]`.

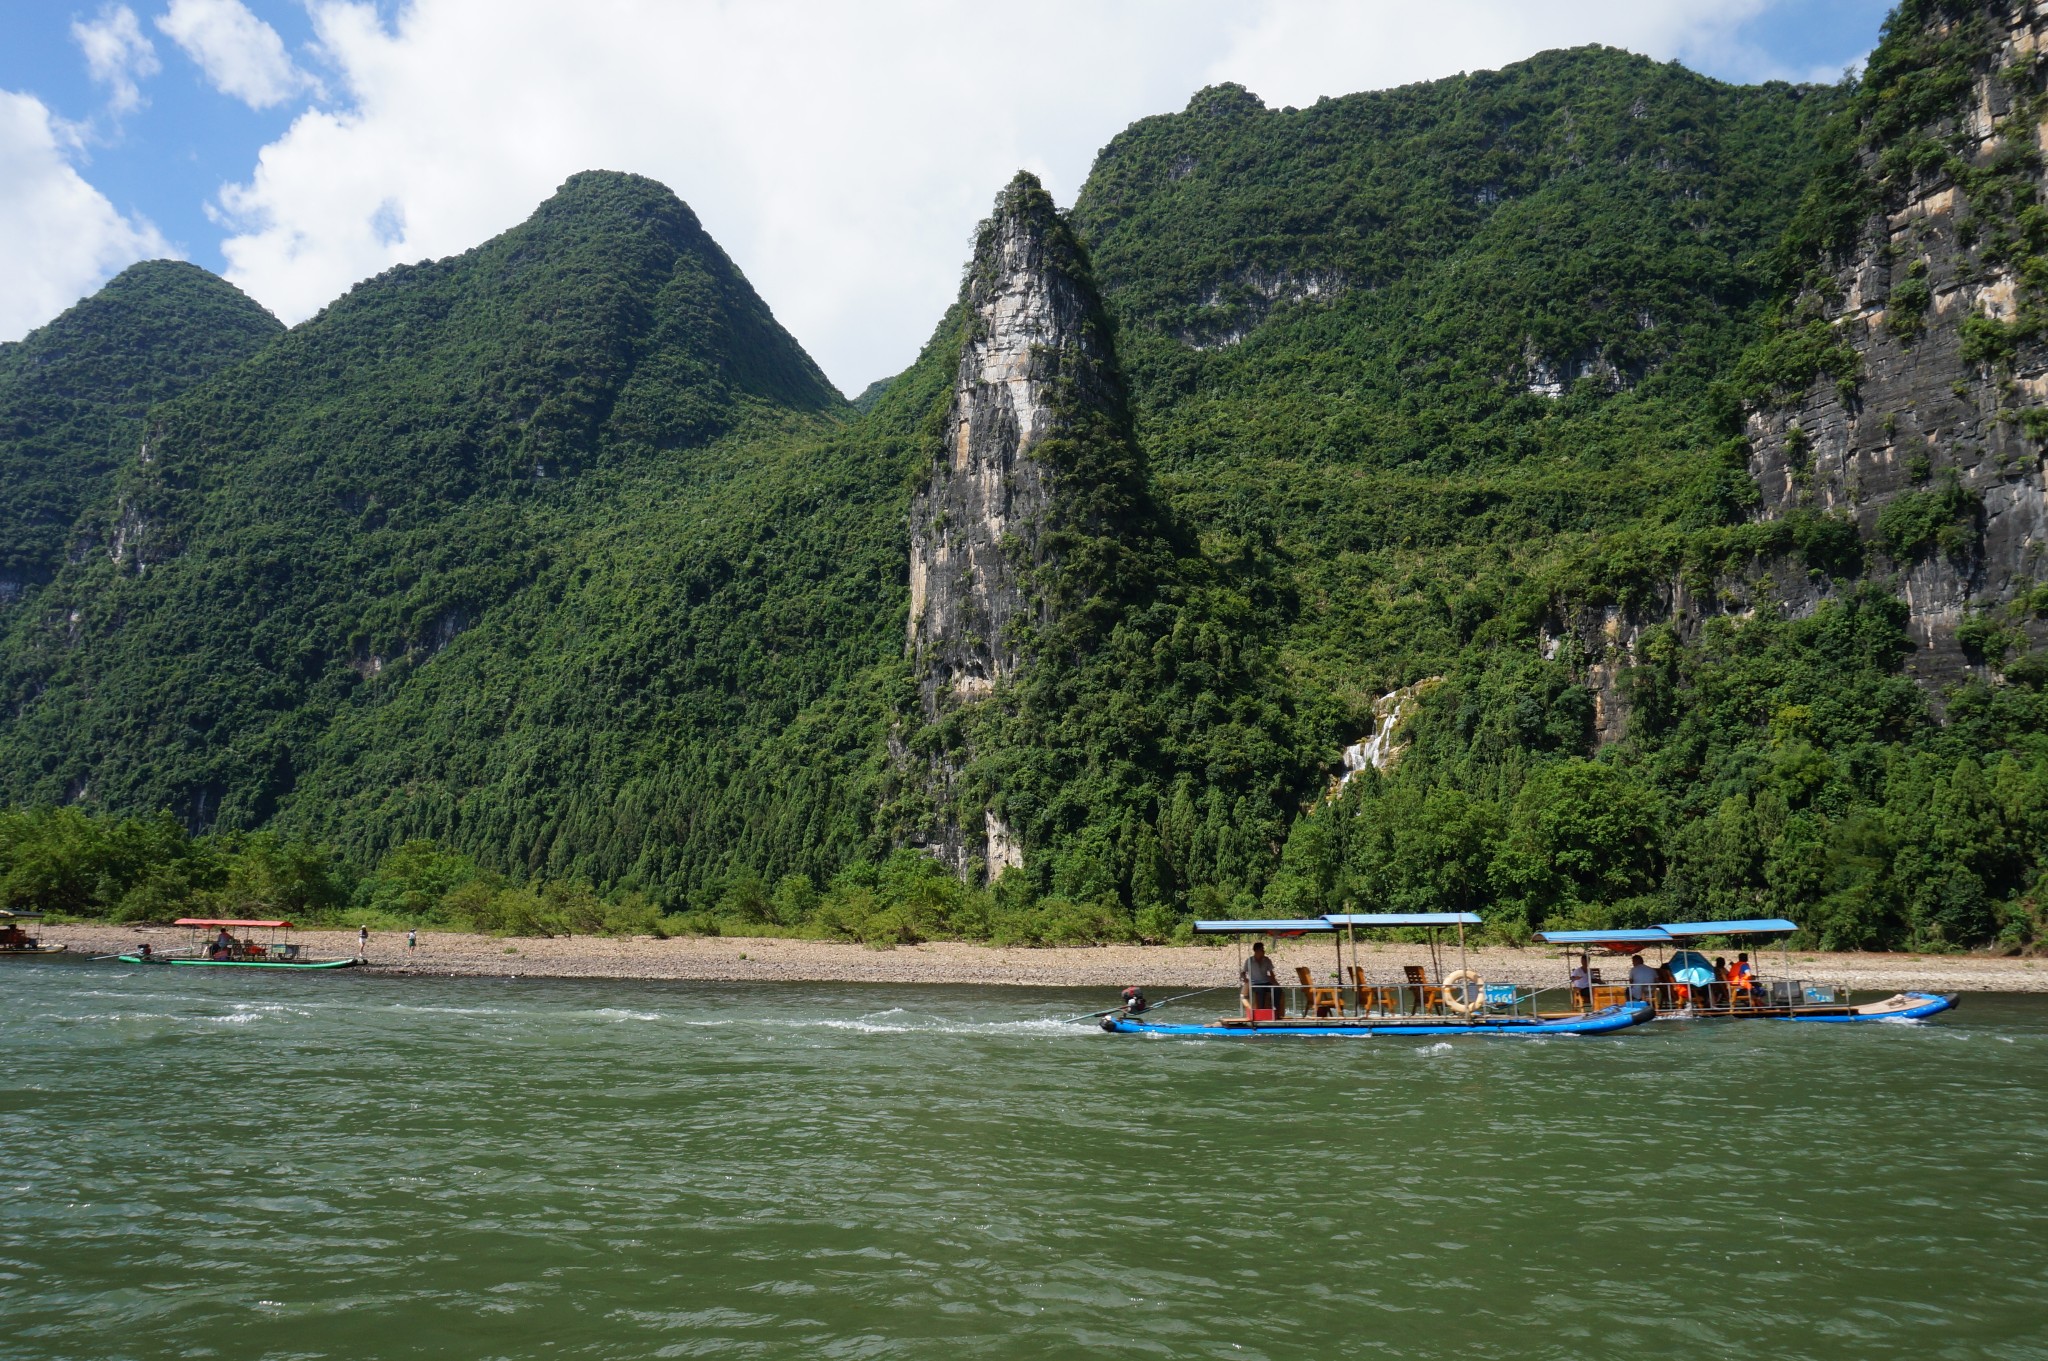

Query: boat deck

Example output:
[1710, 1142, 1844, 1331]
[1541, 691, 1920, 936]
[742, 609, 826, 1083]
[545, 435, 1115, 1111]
[1651, 991, 1956, 1022]
[1106, 1001, 1651, 1038]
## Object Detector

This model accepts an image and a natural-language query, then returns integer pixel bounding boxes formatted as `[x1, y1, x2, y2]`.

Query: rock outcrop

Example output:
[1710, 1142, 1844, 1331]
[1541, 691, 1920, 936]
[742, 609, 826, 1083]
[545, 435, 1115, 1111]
[904, 173, 1131, 876]
[1746, 0, 2048, 686]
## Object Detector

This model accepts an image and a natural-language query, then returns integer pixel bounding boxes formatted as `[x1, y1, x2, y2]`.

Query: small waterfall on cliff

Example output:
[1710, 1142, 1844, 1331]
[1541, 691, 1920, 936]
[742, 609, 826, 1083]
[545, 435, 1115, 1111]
[1334, 680, 1440, 792]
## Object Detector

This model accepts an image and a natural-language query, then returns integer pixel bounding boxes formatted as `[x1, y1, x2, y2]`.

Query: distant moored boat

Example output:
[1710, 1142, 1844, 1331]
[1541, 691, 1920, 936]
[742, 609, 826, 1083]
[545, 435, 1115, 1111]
[0, 910, 65, 956]
[116, 918, 360, 970]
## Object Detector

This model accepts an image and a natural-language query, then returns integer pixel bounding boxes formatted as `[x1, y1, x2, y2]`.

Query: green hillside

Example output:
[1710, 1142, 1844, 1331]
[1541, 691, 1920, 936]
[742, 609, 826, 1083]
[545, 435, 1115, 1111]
[0, 260, 282, 596]
[1, 11, 2043, 948]
[0, 171, 851, 842]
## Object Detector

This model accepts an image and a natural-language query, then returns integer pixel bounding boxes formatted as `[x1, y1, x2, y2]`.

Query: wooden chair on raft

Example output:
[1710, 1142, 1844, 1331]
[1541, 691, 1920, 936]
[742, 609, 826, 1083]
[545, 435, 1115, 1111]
[1295, 966, 1345, 1018]
[1402, 965, 1445, 1015]
[1347, 965, 1387, 1016]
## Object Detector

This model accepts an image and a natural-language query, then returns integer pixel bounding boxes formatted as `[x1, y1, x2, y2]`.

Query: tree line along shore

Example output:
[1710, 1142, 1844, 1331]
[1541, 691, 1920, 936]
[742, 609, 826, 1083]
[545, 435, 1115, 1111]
[4, 802, 2044, 955]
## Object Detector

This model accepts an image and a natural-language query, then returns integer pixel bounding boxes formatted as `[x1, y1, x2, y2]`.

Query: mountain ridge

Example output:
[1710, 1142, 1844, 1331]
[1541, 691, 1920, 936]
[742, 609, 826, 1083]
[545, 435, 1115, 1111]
[0, 8, 2043, 951]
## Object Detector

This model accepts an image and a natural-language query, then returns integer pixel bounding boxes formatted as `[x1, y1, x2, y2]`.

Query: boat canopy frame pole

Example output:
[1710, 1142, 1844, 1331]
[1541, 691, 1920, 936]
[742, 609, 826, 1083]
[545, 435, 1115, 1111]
[1347, 920, 1357, 1015]
[1456, 919, 1470, 1008]
[1236, 934, 1246, 1022]
[1332, 930, 1343, 1015]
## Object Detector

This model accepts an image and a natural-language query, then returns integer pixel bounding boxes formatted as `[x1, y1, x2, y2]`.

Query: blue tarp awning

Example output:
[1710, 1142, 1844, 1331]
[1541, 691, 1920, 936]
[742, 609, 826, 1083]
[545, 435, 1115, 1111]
[1324, 913, 1483, 927]
[1658, 918, 1798, 937]
[1194, 919, 1335, 934]
[1534, 928, 1675, 944]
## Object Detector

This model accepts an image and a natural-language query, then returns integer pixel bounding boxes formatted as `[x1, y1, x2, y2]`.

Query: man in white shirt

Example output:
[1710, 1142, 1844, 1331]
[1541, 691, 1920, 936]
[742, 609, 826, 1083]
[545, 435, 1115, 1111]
[1569, 954, 1592, 1008]
[1242, 942, 1283, 1017]
[1627, 953, 1659, 1003]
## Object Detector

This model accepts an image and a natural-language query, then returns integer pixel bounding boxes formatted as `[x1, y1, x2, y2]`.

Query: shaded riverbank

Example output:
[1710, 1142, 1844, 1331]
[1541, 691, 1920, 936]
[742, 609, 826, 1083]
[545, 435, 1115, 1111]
[45, 923, 2048, 991]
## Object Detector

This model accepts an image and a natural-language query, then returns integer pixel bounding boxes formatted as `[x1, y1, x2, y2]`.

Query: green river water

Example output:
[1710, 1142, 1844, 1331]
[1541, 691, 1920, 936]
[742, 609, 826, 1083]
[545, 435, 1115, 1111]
[3, 959, 2044, 1360]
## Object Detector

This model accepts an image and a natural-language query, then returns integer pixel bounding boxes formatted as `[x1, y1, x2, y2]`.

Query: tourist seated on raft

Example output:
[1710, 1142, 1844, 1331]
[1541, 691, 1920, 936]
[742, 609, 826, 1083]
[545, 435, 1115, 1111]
[1728, 952, 1757, 1006]
[1241, 941, 1284, 1018]
[1654, 960, 1681, 1010]
[0, 925, 26, 948]
[1627, 954, 1658, 1004]
[1711, 957, 1731, 1009]
[1569, 954, 1592, 1010]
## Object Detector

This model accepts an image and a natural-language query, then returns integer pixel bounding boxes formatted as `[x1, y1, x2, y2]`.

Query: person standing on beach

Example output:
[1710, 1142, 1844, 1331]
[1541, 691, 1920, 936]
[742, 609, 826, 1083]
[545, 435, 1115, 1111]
[407, 928, 417, 953]
[358, 925, 369, 961]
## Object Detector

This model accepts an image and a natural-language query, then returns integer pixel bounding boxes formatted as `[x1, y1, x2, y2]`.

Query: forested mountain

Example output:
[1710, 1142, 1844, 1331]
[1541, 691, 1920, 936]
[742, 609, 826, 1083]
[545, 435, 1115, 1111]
[1, 1, 2044, 949]
[0, 261, 281, 602]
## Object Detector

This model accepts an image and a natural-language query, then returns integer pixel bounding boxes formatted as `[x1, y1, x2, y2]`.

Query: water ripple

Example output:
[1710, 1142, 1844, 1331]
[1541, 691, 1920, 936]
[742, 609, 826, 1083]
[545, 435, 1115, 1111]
[0, 962, 2042, 1359]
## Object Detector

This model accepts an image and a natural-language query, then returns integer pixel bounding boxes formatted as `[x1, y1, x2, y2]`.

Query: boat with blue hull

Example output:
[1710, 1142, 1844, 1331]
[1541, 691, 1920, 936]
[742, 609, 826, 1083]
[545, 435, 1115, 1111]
[1097, 915, 1656, 1038]
[1534, 919, 1959, 1024]
[1783, 991, 1957, 1022]
[1104, 1001, 1652, 1038]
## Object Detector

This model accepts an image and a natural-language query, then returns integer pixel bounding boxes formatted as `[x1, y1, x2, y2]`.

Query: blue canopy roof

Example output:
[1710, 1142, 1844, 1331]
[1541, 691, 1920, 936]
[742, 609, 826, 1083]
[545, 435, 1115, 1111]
[1658, 918, 1798, 937]
[1324, 913, 1483, 927]
[1534, 928, 1674, 945]
[1193, 919, 1335, 934]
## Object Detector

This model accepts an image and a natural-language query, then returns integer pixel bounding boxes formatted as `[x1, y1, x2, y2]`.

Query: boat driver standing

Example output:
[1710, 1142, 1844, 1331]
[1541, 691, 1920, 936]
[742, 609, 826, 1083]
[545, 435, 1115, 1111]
[1242, 942, 1283, 1018]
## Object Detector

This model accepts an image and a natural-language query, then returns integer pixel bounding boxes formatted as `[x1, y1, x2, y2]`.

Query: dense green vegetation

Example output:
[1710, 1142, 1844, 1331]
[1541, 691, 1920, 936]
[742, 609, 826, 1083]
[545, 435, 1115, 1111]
[0, 261, 281, 592]
[1, 8, 2043, 950]
[1263, 591, 2048, 949]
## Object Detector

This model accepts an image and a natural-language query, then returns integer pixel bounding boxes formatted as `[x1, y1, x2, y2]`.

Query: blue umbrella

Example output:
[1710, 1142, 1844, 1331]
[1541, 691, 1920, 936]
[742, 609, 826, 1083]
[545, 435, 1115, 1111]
[1668, 949, 1716, 986]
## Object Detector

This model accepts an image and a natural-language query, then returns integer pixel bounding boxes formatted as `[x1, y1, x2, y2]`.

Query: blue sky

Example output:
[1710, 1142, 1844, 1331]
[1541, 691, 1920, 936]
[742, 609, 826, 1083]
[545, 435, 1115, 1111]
[1, 2, 328, 270]
[2, 0, 1897, 391]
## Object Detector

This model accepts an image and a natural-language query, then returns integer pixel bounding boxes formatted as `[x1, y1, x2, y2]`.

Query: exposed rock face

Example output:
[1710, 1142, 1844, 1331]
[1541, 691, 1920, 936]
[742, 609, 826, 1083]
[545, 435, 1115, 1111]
[904, 173, 1128, 876]
[1746, 1, 2048, 687]
[1177, 267, 1349, 350]
[908, 175, 1120, 719]
[1544, 558, 1846, 745]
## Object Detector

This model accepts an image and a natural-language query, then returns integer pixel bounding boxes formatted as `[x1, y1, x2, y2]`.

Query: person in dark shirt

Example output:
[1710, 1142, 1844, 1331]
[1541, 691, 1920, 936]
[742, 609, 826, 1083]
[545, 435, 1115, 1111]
[1242, 942, 1284, 1018]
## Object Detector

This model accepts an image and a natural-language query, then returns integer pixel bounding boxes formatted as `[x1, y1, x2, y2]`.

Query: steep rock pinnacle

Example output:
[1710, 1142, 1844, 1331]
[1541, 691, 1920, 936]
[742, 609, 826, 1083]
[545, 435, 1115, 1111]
[904, 172, 1131, 876]
[908, 175, 1125, 717]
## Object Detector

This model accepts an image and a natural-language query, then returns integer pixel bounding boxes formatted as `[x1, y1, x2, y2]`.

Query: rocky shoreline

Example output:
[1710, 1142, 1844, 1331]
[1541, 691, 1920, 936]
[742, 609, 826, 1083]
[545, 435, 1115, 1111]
[42, 924, 2048, 992]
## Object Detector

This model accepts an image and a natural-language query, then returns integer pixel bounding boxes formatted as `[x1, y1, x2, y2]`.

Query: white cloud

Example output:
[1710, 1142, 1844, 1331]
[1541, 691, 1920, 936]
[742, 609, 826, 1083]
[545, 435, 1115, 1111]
[157, 0, 311, 109]
[0, 90, 174, 341]
[1208, 0, 1774, 104]
[210, 0, 1853, 394]
[72, 4, 161, 116]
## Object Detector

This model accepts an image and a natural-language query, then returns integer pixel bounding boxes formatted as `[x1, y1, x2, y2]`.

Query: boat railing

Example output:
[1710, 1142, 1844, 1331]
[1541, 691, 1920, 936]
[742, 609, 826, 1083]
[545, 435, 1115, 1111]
[1266, 970, 1851, 1018]
[1265, 971, 1585, 1019]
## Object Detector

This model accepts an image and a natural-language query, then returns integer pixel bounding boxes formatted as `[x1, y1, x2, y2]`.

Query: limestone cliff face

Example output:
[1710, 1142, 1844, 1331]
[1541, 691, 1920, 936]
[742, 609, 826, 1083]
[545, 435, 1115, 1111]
[908, 175, 1120, 715]
[904, 173, 1129, 876]
[1746, 1, 2048, 687]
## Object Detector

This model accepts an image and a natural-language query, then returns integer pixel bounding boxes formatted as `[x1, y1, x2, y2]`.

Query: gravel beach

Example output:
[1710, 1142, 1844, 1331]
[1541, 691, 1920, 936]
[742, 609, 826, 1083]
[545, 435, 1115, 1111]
[44, 923, 2048, 993]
